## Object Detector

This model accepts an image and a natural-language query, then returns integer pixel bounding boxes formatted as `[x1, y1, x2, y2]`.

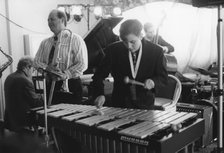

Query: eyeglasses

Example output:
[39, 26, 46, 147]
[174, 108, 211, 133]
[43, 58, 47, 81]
[27, 66, 35, 73]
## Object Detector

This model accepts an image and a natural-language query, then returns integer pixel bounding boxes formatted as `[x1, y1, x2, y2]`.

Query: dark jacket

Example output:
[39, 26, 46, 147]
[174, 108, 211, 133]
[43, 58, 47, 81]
[4, 70, 43, 132]
[144, 36, 174, 54]
[157, 36, 174, 54]
[91, 39, 168, 109]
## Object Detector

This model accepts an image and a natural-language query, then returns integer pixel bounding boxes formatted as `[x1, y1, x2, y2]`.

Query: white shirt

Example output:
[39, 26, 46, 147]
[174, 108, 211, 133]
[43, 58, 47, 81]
[34, 29, 88, 78]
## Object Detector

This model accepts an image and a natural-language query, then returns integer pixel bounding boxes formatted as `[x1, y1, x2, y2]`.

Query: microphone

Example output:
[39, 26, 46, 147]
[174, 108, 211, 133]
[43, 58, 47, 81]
[124, 76, 144, 87]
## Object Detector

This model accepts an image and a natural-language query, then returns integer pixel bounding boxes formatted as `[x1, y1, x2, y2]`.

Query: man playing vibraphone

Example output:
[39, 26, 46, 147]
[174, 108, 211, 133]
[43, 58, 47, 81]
[91, 19, 168, 110]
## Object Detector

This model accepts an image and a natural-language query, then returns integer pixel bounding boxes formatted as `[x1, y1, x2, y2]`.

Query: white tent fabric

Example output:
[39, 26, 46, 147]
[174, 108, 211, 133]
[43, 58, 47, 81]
[113, 2, 219, 73]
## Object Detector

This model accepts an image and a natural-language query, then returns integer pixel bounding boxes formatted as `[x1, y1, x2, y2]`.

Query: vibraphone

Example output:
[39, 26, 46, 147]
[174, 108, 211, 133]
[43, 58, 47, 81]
[32, 103, 204, 153]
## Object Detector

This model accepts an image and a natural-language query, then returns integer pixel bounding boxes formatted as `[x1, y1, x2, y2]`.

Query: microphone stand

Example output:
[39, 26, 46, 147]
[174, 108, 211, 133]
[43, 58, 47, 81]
[39, 68, 60, 150]
[41, 70, 49, 147]
[38, 68, 56, 147]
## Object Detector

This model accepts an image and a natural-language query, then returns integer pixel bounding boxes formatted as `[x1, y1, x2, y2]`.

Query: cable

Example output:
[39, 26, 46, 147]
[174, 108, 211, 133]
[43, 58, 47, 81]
[0, 12, 47, 35]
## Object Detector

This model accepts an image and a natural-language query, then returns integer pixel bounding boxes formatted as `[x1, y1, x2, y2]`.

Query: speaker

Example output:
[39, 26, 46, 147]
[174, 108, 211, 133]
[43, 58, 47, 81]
[192, 0, 224, 7]
[177, 102, 213, 147]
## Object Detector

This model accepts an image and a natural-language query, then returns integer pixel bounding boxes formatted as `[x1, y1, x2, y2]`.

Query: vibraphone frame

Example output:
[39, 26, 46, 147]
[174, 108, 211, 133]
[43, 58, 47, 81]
[31, 104, 205, 153]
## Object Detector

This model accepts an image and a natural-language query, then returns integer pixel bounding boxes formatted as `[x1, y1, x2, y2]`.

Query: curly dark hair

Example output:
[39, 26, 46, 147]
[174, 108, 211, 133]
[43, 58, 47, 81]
[119, 19, 143, 40]
[17, 56, 34, 71]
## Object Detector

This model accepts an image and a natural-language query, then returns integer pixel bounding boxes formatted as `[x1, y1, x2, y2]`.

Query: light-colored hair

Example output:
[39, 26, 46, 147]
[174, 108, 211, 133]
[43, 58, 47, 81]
[56, 10, 67, 26]
[143, 22, 154, 32]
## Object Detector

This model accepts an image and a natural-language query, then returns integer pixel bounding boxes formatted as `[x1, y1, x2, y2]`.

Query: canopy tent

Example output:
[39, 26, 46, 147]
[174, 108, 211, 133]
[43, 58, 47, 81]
[94, 0, 194, 9]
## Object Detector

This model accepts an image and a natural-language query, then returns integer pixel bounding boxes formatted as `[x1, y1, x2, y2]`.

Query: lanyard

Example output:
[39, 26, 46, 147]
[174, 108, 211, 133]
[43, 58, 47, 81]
[129, 44, 142, 79]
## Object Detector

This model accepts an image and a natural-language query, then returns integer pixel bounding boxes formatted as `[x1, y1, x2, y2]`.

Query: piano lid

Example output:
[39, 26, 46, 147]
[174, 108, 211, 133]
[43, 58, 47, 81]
[83, 17, 123, 74]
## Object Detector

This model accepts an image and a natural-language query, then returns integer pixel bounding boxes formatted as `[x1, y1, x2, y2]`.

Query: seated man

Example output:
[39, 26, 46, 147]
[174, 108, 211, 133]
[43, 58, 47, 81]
[4, 56, 43, 133]
[143, 22, 174, 54]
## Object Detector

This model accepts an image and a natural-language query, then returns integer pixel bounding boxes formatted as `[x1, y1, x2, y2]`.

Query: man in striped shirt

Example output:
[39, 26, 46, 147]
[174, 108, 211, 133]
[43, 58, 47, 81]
[34, 9, 88, 104]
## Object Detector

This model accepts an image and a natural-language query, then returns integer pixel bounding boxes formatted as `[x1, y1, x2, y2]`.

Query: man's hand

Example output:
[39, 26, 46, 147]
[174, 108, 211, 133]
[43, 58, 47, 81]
[46, 65, 68, 81]
[51, 72, 67, 81]
[144, 79, 155, 90]
[158, 45, 168, 53]
[94, 95, 105, 109]
[57, 72, 68, 80]
[46, 64, 60, 72]
[161, 46, 168, 53]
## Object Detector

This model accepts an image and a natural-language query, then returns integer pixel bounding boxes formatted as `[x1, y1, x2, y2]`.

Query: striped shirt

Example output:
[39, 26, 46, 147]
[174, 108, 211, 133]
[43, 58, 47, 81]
[34, 30, 88, 79]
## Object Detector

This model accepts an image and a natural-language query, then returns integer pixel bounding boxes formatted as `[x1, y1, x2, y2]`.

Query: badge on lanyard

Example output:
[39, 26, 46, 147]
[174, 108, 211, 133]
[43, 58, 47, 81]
[128, 44, 142, 101]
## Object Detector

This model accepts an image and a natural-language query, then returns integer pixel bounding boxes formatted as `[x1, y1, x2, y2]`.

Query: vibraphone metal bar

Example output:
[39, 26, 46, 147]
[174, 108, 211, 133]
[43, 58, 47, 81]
[31, 103, 205, 153]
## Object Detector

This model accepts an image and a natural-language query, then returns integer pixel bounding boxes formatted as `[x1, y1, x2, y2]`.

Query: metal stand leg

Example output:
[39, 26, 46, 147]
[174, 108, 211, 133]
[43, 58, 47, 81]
[51, 127, 61, 153]
[43, 77, 49, 147]
[48, 80, 56, 106]
[44, 78, 57, 148]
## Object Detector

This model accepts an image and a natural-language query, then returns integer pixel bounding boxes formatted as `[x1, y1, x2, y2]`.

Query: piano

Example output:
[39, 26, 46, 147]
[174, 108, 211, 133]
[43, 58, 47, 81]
[81, 17, 123, 100]
[83, 17, 123, 75]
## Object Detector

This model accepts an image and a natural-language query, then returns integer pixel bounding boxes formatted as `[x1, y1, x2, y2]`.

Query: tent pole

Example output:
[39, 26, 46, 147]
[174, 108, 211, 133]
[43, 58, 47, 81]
[217, 4, 223, 151]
